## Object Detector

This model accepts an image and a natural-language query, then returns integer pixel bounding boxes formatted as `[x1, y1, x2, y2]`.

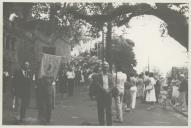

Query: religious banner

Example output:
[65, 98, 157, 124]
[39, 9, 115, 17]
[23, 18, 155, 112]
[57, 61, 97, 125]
[39, 53, 62, 79]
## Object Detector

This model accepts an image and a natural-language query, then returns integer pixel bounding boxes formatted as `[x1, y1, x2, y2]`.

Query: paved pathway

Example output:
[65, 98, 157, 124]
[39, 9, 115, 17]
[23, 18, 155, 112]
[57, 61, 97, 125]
[3, 87, 188, 126]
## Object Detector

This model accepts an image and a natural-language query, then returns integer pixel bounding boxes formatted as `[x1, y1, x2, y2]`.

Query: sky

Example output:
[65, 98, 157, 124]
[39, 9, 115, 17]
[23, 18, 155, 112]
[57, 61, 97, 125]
[71, 15, 188, 77]
[113, 15, 188, 76]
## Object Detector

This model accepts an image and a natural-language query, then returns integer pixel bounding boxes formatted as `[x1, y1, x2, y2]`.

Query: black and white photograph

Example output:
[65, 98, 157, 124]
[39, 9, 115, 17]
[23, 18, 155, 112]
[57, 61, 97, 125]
[2, 1, 189, 126]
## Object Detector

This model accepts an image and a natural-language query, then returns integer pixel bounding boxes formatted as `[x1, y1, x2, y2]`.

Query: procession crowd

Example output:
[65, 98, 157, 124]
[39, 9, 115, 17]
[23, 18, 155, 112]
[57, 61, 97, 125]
[3, 61, 188, 125]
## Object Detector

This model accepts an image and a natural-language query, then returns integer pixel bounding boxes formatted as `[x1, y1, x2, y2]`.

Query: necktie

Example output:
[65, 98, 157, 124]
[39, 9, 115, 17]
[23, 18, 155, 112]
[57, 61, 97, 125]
[25, 71, 27, 77]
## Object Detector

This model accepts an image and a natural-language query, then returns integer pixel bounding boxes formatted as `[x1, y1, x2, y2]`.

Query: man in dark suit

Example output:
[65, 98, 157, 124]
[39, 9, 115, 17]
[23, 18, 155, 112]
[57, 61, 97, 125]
[13, 61, 33, 122]
[90, 62, 114, 126]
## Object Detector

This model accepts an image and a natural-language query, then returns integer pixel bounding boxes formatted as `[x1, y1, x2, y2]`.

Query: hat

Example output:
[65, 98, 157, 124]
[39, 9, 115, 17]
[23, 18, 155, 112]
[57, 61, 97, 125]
[180, 74, 184, 78]
[24, 61, 30, 65]
[103, 61, 109, 67]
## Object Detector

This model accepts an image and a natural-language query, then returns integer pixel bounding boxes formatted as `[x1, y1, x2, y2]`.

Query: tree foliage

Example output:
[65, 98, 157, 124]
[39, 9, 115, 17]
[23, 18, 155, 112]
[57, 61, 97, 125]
[111, 36, 136, 74]
[4, 2, 188, 49]
[67, 3, 188, 49]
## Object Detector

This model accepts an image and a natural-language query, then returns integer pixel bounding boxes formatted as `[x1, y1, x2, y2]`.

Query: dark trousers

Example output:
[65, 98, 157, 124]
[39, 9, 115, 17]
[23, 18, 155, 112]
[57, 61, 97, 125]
[75, 78, 80, 88]
[124, 89, 131, 107]
[20, 97, 29, 120]
[155, 92, 160, 103]
[38, 97, 52, 122]
[96, 92, 112, 126]
[37, 86, 52, 122]
[68, 79, 74, 96]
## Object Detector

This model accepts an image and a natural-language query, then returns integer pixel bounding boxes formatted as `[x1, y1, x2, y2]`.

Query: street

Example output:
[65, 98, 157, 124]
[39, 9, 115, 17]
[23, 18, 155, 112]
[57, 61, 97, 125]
[3, 2, 189, 127]
[3, 86, 188, 126]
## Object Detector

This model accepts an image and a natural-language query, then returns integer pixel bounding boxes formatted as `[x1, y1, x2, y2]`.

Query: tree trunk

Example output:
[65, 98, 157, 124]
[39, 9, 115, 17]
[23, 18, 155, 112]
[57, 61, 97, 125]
[106, 21, 112, 72]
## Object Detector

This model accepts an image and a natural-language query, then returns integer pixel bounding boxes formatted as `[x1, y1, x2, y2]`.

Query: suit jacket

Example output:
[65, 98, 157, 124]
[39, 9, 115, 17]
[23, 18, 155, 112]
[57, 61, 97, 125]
[13, 69, 33, 98]
[90, 73, 114, 98]
[179, 79, 188, 92]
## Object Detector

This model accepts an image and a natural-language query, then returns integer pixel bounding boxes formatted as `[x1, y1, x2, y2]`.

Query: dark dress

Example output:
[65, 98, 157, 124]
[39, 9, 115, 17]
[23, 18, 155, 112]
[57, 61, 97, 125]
[59, 72, 67, 94]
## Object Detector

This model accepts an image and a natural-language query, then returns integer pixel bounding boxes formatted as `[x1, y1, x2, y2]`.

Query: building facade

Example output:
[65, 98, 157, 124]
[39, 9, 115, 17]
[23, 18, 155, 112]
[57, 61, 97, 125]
[3, 20, 72, 74]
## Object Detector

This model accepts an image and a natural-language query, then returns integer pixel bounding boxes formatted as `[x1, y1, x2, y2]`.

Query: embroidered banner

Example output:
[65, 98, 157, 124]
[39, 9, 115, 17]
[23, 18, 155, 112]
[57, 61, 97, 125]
[39, 54, 62, 79]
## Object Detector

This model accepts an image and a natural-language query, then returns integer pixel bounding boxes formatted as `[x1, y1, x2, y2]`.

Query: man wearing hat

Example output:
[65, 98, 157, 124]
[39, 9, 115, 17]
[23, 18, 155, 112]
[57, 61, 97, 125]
[91, 62, 114, 125]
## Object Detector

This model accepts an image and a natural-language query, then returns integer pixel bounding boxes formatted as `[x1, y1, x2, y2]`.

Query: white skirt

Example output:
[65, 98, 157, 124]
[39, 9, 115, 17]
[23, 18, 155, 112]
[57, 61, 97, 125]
[146, 86, 156, 102]
[172, 86, 179, 98]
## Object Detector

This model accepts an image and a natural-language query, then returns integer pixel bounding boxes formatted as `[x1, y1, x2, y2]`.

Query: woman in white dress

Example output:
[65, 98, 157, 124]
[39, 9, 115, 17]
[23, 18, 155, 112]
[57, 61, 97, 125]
[145, 72, 156, 110]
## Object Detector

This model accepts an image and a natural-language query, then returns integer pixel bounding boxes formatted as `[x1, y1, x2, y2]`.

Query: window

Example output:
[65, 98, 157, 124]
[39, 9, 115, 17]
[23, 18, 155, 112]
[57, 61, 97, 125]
[5, 36, 10, 49]
[43, 46, 56, 55]
[4, 35, 16, 51]
[11, 37, 16, 51]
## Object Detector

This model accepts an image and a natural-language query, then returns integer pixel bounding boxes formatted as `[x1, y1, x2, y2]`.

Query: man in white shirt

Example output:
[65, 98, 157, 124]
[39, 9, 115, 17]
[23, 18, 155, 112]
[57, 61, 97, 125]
[113, 71, 127, 123]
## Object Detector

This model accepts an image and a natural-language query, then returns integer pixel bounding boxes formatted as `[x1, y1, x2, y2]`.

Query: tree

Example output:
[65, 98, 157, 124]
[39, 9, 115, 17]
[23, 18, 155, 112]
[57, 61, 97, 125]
[66, 3, 188, 49]
[111, 36, 136, 74]
[91, 36, 137, 74]
[4, 2, 188, 71]
[3, 3, 96, 46]
[4, 3, 188, 48]
[64, 3, 188, 71]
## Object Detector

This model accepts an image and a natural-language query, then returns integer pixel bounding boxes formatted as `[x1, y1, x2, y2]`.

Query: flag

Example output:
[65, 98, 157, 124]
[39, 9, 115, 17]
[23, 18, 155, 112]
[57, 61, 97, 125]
[39, 54, 62, 79]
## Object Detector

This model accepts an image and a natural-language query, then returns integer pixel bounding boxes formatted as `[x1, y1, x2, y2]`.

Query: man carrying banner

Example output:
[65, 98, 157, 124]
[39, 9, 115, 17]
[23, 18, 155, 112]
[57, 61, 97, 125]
[37, 54, 62, 124]
[37, 76, 55, 124]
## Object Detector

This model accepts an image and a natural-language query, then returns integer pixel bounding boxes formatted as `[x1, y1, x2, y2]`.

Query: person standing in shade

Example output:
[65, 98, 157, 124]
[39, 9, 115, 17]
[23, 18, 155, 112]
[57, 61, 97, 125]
[155, 76, 161, 103]
[66, 66, 75, 96]
[83, 68, 88, 87]
[137, 73, 145, 102]
[170, 74, 180, 106]
[12, 61, 33, 122]
[179, 74, 188, 111]
[58, 67, 68, 99]
[123, 77, 132, 111]
[113, 69, 127, 123]
[91, 62, 114, 126]
[80, 67, 85, 87]
[89, 65, 100, 100]
[129, 73, 137, 110]
[75, 66, 82, 88]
